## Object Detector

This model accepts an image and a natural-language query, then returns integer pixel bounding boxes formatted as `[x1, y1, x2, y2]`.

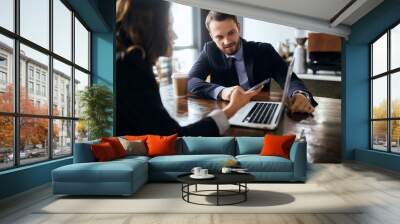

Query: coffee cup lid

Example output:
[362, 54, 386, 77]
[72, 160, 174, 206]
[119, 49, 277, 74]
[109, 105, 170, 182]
[172, 73, 188, 78]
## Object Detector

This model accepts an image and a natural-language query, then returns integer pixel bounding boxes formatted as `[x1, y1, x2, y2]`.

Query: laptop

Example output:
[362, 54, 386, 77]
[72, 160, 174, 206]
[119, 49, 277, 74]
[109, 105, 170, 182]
[229, 59, 294, 130]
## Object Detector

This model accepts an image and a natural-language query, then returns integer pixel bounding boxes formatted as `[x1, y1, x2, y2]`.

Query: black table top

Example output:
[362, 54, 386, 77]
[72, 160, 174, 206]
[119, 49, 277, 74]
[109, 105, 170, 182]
[177, 172, 255, 185]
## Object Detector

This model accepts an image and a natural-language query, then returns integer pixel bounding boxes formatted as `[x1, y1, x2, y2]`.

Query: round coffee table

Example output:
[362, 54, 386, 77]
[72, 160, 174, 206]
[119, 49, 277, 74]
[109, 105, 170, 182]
[177, 173, 255, 206]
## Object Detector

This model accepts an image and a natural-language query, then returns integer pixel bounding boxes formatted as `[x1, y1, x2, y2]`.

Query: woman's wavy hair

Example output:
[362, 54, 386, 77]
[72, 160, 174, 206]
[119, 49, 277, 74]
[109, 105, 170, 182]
[116, 0, 170, 64]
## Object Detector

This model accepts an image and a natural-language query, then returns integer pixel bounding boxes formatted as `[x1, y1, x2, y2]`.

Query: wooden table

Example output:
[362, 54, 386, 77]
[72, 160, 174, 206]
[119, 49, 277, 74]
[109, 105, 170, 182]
[160, 85, 341, 163]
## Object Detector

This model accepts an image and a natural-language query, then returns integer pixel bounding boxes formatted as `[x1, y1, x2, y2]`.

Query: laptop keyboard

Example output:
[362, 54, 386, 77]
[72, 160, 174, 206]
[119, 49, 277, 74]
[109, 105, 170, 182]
[242, 103, 278, 124]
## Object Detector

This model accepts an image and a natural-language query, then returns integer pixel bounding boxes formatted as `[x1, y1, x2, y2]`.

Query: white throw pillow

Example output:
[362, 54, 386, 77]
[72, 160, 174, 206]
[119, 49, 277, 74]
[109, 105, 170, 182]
[118, 137, 147, 156]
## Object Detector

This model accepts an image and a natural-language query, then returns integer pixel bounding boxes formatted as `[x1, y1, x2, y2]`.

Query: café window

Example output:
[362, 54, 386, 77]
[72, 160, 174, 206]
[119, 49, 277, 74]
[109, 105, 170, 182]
[168, 3, 198, 74]
[370, 22, 400, 154]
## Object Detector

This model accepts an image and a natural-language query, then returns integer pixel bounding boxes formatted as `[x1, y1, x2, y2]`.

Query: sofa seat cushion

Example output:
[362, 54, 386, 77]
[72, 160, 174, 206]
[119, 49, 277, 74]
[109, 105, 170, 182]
[115, 155, 150, 162]
[52, 159, 147, 183]
[149, 154, 235, 172]
[236, 155, 293, 172]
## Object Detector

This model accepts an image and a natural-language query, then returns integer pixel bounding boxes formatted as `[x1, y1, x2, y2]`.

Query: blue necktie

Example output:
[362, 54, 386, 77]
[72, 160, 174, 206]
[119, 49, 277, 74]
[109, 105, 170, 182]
[227, 57, 239, 86]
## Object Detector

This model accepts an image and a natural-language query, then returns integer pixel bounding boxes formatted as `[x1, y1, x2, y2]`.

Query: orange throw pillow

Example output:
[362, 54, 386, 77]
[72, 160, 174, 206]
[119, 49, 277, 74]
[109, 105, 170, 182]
[260, 134, 296, 159]
[124, 135, 148, 141]
[101, 137, 127, 158]
[146, 134, 177, 157]
[91, 142, 117, 161]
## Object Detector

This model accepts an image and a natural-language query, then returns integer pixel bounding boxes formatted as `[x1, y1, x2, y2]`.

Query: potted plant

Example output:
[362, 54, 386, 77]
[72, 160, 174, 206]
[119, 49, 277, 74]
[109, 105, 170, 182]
[79, 84, 113, 140]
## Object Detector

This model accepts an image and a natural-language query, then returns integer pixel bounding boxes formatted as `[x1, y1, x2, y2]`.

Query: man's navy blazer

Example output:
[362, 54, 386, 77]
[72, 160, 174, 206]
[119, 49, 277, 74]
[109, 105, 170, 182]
[188, 39, 318, 107]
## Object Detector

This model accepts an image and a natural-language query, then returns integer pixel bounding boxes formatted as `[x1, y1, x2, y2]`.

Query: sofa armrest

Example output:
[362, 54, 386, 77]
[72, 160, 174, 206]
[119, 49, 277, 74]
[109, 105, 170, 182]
[73, 140, 100, 163]
[289, 141, 307, 181]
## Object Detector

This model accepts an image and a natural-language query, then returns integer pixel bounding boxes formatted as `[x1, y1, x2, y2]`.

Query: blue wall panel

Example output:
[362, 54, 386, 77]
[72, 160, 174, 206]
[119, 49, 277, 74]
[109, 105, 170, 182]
[92, 31, 115, 135]
[91, 0, 115, 134]
[0, 158, 72, 199]
[65, 0, 110, 32]
[355, 149, 400, 172]
[92, 33, 114, 89]
[343, 44, 369, 160]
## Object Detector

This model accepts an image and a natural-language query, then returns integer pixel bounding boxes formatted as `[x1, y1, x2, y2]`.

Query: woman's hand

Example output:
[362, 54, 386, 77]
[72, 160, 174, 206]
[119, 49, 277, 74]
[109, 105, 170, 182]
[222, 86, 261, 118]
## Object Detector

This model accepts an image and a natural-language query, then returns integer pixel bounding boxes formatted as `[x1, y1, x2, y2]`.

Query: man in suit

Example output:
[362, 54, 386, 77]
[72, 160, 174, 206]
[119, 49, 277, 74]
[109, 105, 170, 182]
[188, 11, 317, 113]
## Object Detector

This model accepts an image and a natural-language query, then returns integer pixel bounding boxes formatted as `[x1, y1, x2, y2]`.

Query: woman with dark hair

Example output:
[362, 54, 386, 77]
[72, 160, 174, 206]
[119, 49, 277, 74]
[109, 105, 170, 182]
[116, 0, 259, 136]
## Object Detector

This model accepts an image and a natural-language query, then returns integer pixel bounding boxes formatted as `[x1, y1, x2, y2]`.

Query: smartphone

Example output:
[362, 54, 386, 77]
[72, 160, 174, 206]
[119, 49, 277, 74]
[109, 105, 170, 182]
[248, 79, 269, 91]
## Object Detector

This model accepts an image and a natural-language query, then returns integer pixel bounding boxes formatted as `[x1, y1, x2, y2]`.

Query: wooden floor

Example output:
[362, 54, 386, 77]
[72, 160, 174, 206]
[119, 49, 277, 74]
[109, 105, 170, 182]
[1, 162, 400, 224]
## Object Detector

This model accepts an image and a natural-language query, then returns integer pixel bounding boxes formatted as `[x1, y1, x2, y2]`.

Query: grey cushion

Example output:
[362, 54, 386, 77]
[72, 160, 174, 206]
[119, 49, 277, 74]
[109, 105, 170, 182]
[118, 137, 147, 156]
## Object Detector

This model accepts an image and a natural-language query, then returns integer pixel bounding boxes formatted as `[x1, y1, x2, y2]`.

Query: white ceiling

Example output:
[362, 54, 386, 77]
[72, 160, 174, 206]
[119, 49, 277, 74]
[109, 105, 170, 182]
[170, 0, 384, 38]
[226, 0, 352, 23]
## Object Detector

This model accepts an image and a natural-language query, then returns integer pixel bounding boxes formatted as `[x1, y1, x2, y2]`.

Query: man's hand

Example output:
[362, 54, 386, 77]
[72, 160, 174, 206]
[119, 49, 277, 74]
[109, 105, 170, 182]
[220, 86, 239, 101]
[223, 86, 262, 118]
[288, 93, 314, 113]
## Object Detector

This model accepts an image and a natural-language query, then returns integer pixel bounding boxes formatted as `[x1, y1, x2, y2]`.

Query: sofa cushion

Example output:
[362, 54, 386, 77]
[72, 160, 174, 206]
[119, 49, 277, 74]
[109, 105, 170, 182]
[73, 139, 100, 163]
[101, 137, 127, 158]
[179, 137, 235, 155]
[114, 155, 150, 163]
[124, 135, 148, 142]
[91, 142, 118, 161]
[148, 154, 235, 172]
[147, 134, 177, 157]
[118, 137, 147, 156]
[260, 134, 296, 159]
[52, 159, 147, 183]
[236, 155, 293, 172]
[236, 137, 263, 155]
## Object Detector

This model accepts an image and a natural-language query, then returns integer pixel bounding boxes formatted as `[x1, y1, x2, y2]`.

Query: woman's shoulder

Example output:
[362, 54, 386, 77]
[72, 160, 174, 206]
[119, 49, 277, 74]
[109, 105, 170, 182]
[117, 49, 147, 66]
[117, 49, 153, 74]
[116, 50, 158, 90]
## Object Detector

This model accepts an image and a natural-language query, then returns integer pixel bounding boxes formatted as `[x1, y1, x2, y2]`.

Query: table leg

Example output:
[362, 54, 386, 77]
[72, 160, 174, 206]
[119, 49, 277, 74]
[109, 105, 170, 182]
[217, 184, 219, 206]
[187, 184, 190, 202]
[195, 184, 197, 192]
[181, 184, 183, 199]
[245, 183, 247, 201]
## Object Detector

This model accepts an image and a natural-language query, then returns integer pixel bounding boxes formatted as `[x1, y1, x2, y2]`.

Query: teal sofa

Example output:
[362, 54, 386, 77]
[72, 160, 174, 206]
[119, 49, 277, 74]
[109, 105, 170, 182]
[52, 137, 307, 196]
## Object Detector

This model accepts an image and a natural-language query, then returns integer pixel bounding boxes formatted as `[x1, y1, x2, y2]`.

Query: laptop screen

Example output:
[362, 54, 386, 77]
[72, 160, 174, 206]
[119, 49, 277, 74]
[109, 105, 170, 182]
[280, 59, 295, 104]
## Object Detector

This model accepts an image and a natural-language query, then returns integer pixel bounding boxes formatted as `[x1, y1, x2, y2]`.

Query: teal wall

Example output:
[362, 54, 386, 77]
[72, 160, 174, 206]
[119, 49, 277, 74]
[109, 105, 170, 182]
[92, 32, 114, 101]
[0, 158, 72, 199]
[0, 0, 115, 200]
[355, 149, 400, 172]
[66, 0, 110, 32]
[343, 0, 400, 171]
[91, 0, 115, 135]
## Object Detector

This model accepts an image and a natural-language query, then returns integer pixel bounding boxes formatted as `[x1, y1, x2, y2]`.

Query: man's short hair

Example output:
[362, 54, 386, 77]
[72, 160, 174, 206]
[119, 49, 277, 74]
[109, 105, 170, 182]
[205, 11, 238, 31]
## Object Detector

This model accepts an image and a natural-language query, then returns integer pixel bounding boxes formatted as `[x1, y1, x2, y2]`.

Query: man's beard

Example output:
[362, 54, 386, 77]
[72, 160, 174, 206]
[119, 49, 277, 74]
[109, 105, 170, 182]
[223, 42, 239, 55]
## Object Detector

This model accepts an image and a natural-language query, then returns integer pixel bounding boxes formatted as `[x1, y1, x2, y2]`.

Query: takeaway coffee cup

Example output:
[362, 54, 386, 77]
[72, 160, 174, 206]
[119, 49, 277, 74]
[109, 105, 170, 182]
[172, 73, 188, 98]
